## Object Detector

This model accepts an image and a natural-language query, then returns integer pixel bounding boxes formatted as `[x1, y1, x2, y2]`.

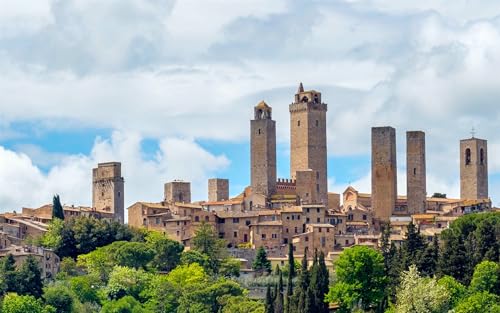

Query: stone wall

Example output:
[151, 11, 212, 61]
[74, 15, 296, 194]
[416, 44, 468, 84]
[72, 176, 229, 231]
[92, 162, 124, 223]
[460, 138, 488, 199]
[208, 178, 229, 202]
[407, 131, 426, 214]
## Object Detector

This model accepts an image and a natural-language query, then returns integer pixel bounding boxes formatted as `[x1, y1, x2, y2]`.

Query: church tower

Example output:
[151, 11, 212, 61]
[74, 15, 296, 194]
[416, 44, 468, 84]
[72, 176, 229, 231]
[460, 136, 488, 200]
[92, 162, 125, 223]
[289, 83, 328, 205]
[251, 101, 277, 197]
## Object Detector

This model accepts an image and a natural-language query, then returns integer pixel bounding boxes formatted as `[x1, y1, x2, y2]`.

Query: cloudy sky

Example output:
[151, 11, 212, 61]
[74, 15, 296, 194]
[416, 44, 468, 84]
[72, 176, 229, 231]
[1, 0, 500, 212]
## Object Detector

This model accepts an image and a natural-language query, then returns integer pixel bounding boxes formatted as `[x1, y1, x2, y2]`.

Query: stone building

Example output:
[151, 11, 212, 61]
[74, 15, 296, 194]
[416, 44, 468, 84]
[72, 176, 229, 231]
[407, 131, 427, 214]
[164, 181, 191, 204]
[0, 245, 60, 280]
[289, 83, 328, 205]
[460, 137, 488, 200]
[208, 178, 229, 202]
[371, 127, 397, 221]
[250, 101, 277, 197]
[92, 162, 125, 223]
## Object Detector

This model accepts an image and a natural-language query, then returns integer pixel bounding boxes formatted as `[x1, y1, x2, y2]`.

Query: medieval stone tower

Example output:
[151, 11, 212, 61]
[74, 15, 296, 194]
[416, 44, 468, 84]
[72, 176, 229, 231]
[407, 131, 426, 214]
[371, 127, 397, 221]
[92, 162, 125, 223]
[460, 137, 488, 200]
[289, 83, 328, 205]
[250, 100, 277, 197]
[208, 178, 229, 202]
[164, 181, 191, 203]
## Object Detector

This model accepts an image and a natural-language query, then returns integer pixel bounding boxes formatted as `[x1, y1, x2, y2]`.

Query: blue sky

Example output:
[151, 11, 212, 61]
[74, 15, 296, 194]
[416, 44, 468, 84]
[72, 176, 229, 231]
[1, 0, 500, 211]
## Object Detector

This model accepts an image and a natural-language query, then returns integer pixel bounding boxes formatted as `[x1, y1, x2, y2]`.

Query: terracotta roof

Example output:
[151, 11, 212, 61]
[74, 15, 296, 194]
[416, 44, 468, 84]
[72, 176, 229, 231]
[137, 202, 169, 209]
[215, 211, 259, 218]
[203, 200, 242, 206]
[282, 207, 303, 213]
[175, 202, 203, 209]
[257, 210, 280, 216]
[252, 221, 282, 226]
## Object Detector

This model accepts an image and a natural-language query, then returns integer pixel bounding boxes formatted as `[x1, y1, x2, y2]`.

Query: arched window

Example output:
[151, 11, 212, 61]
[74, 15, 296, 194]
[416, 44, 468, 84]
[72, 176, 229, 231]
[258, 129, 261, 135]
[480, 148, 484, 165]
[465, 148, 471, 165]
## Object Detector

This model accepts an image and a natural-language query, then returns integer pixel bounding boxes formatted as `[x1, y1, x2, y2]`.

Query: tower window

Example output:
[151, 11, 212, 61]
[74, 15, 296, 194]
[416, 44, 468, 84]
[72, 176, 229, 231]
[413, 168, 416, 175]
[118, 191, 121, 197]
[480, 148, 484, 165]
[316, 184, 320, 192]
[297, 120, 300, 127]
[258, 129, 261, 135]
[316, 171, 319, 179]
[465, 148, 471, 165]
[316, 120, 319, 127]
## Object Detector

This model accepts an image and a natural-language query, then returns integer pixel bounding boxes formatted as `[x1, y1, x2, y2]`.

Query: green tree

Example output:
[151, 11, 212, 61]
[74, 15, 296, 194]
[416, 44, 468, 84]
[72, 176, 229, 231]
[293, 248, 311, 313]
[419, 235, 439, 277]
[180, 250, 211, 270]
[454, 292, 500, 313]
[220, 295, 265, 313]
[437, 276, 467, 307]
[165, 263, 208, 290]
[43, 283, 74, 313]
[101, 295, 149, 313]
[1, 293, 48, 313]
[115, 242, 154, 269]
[177, 279, 244, 313]
[52, 194, 65, 220]
[1, 254, 18, 293]
[69, 275, 101, 305]
[285, 243, 295, 313]
[274, 268, 284, 313]
[402, 222, 426, 270]
[439, 232, 468, 284]
[309, 251, 329, 313]
[469, 261, 500, 295]
[326, 246, 386, 312]
[142, 275, 179, 313]
[17, 255, 43, 298]
[253, 247, 271, 274]
[219, 258, 241, 278]
[191, 222, 227, 273]
[145, 231, 184, 272]
[475, 219, 499, 262]
[265, 285, 274, 313]
[105, 266, 153, 300]
[394, 265, 450, 313]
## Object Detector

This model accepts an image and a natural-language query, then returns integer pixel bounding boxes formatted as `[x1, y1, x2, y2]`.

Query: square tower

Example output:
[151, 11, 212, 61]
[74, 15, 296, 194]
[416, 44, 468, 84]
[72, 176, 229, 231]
[460, 137, 488, 200]
[251, 100, 277, 197]
[407, 131, 426, 214]
[208, 178, 229, 202]
[371, 127, 397, 221]
[164, 181, 191, 204]
[92, 162, 125, 223]
[289, 83, 328, 205]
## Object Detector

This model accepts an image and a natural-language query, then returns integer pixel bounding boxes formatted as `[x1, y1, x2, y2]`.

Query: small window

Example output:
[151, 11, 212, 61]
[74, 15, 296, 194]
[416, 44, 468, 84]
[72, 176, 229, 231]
[294, 227, 298, 233]
[413, 168, 416, 175]
[155, 218, 160, 224]
[262, 234, 266, 239]
[272, 234, 277, 239]
[286, 228, 289, 233]
[258, 129, 261, 135]
[291, 215, 295, 220]
[305, 236, 309, 242]
[318, 227, 322, 232]
[480, 148, 485, 165]
[234, 231, 237, 238]
[315, 120, 319, 127]
[317, 208, 320, 213]
[205, 216, 209, 222]
[195, 216, 200, 222]
[306, 208, 310, 213]
[176, 231, 180, 236]
[316, 184, 320, 192]
[326, 228, 330, 233]
[362, 214, 367, 220]
[233, 218, 240, 223]
[317, 217, 320, 223]
[297, 215, 301, 220]
[297, 120, 301, 127]
[465, 148, 471, 165]
[118, 191, 121, 197]
[306, 217, 310, 223]
[245, 220, 251, 226]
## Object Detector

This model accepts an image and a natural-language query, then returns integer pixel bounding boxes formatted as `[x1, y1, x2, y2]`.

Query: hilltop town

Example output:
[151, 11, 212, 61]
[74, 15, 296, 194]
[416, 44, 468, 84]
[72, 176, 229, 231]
[0, 83, 494, 273]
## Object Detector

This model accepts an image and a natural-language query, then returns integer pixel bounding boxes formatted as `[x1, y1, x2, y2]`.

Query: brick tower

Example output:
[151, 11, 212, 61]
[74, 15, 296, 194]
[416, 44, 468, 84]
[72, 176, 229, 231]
[407, 131, 426, 214]
[460, 136, 488, 200]
[289, 83, 328, 205]
[371, 127, 397, 221]
[251, 100, 277, 197]
[92, 162, 125, 223]
[164, 181, 191, 203]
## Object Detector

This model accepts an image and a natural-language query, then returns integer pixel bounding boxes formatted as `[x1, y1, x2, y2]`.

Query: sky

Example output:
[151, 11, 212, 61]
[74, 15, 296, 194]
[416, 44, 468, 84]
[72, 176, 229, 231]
[2, 0, 500, 212]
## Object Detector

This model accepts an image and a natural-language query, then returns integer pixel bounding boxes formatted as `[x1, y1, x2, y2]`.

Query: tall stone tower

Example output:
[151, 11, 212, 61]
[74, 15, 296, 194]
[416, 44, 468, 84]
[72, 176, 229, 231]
[289, 83, 328, 205]
[208, 178, 229, 202]
[407, 131, 426, 214]
[92, 162, 125, 223]
[371, 127, 397, 221]
[251, 100, 277, 197]
[460, 137, 488, 200]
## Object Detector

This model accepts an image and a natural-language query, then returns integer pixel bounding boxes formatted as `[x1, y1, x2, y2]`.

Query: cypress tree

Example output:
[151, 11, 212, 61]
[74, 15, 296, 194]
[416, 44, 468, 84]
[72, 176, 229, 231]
[274, 270, 284, 313]
[285, 244, 294, 313]
[309, 250, 320, 313]
[475, 219, 499, 262]
[52, 194, 65, 220]
[253, 246, 272, 274]
[317, 252, 330, 313]
[439, 233, 468, 284]
[402, 222, 425, 269]
[295, 248, 310, 312]
[265, 284, 274, 313]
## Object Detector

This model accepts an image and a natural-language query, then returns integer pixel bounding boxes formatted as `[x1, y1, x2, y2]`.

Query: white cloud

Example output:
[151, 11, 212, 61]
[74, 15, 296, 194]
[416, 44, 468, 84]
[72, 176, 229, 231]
[0, 131, 229, 212]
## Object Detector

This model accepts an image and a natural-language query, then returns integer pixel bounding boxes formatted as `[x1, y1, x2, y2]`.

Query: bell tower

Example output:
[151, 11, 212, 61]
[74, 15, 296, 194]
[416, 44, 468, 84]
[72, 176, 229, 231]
[289, 83, 328, 205]
[250, 101, 277, 197]
[460, 136, 488, 200]
[92, 162, 125, 223]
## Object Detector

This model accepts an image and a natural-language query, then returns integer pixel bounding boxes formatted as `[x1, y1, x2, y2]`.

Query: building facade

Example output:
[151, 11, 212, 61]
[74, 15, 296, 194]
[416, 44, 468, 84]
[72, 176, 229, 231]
[407, 131, 427, 214]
